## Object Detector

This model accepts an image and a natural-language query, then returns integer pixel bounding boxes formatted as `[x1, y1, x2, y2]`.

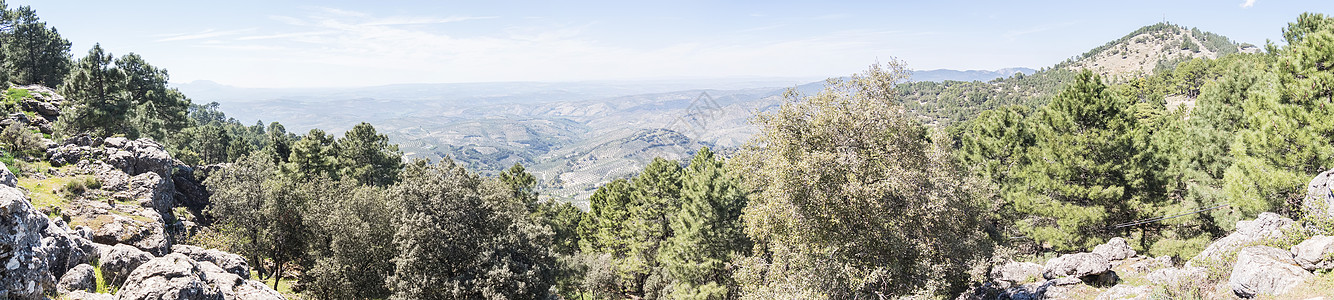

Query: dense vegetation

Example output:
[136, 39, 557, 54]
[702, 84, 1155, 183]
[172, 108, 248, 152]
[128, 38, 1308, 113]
[5, 1, 1334, 298]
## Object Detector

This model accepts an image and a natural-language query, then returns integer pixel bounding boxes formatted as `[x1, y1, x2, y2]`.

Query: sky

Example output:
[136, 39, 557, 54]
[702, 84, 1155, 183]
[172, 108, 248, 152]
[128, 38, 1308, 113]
[8, 0, 1332, 88]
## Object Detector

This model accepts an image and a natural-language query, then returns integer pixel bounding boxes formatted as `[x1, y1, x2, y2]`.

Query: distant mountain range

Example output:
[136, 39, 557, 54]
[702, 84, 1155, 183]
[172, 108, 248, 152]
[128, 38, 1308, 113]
[171, 22, 1251, 206]
[908, 68, 1037, 82]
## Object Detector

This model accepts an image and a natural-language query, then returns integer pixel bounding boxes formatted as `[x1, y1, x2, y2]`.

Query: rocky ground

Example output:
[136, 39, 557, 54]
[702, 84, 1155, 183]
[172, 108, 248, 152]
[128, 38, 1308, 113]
[1, 85, 282, 299]
[961, 170, 1334, 300]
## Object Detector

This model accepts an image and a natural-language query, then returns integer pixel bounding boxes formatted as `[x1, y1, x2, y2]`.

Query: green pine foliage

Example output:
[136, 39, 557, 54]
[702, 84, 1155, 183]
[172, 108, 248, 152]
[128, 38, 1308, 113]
[0, 4, 71, 87]
[658, 147, 749, 299]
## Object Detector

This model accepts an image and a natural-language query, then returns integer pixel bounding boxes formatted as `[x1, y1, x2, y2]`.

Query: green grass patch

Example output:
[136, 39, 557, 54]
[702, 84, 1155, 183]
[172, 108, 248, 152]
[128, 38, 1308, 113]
[92, 258, 116, 294]
[4, 87, 30, 103]
[18, 176, 78, 211]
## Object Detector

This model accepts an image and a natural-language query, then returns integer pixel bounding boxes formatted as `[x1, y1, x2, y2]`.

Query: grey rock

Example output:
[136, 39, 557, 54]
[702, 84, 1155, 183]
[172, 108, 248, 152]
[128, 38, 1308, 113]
[1304, 168, 1334, 220]
[91, 213, 170, 256]
[999, 282, 1042, 300]
[1191, 212, 1295, 267]
[58, 263, 97, 294]
[115, 253, 225, 300]
[1147, 266, 1206, 286]
[0, 185, 55, 299]
[128, 172, 175, 217]
[991, 261, 1045, 283]
[23, 98, 60, 117]
[1095, 284, 1151, 300]
[1229, 246, 1313, 298]
[1093, 237, 1136, 261]
[104, 137, 128, 149]
[105, 138, 182, 178]
[1122, 255, 1173, 274]
[41, 219, 99, 278]
[1043, 252, 1110, 279]
[1291, 235, 1334, 270]
[173, 244, 251, 279]
[64, 291, 116, 300]
[100, 243, 154, 288]
[0, 161, 15, 188]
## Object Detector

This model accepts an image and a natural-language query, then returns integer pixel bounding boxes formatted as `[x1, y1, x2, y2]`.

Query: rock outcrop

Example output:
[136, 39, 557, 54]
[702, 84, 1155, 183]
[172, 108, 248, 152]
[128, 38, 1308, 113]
[1043, 252, 1111, 280]
[1190, 212, 1294, 267]
[1092, 237, 1136, 261]
[1304, 167, 1334, 219]
[1, 185, 55, 299]
[115, 253, 282, 300]
[1290, 235, 1334, 270]
[57, 263, 97, 294]
[172, 244, 251, 279]
[990, 261, 1045, 283]
[1228, 246, 1313, 298]
[100, 244, 154, 288]
[116, 253, 226, 300]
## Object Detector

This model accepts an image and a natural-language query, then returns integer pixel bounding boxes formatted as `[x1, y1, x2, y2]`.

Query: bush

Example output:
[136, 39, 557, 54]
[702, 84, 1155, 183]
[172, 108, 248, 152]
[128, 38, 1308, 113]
[0, 123, 45, 157]
[61, 175, 101, 195]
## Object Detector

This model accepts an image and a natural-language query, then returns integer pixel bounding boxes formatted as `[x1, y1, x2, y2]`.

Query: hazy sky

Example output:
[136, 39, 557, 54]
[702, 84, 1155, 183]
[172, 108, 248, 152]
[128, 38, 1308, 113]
[9, 0, 1330, 88]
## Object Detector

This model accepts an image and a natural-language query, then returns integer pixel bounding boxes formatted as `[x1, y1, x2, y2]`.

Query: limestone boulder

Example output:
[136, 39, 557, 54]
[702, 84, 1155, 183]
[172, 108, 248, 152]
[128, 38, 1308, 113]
[1291, 235, 1334, 270]
[1043, 252, 1111, 279]
[1093, 237, 1136, 261]
[115, 253, 225, 300]
[1229, 246, 1313, 298]
[0, 185, 55, 299]
[1191, 212, 1294, 267]
[100, 243, 154, 288]
[58, 263, 97, 294]
[990, 261, 1045, 283]
[173, 244, 251, 279]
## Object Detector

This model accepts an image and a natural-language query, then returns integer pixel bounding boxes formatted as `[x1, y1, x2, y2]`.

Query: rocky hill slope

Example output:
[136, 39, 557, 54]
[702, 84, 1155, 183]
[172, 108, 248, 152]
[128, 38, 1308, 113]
[961, 169, 1334, 299]
[0, 85, 284, 299]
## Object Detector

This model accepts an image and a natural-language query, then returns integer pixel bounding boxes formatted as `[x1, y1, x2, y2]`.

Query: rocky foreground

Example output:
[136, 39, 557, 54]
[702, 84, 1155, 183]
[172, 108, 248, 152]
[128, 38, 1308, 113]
[2, 133, 283, 298]
[962, 169, 1334, 299]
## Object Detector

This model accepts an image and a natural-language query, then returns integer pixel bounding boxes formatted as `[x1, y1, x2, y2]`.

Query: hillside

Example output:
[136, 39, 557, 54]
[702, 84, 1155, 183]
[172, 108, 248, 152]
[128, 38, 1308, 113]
[896, 22, 1253, 126]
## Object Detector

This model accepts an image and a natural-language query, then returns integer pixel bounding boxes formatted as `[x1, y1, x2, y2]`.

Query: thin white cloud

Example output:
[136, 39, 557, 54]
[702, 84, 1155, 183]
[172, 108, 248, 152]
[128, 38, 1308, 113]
[156, 28, 254, 42]
[1241, 0, 1257, 8]
[362, 16, 497, 26]
[175, 7, 929, 87]
[236, 31, 336, 41]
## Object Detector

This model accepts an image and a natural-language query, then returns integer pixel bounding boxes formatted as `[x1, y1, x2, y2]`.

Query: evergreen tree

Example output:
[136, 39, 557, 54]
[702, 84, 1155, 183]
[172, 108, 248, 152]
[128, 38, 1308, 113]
[1009, 70, 1164, 251]
[283, 129, 339, 180]
[0, 5, 70, 86]
[577, 178, 638, 293]
[1224, 13, 1334, 219]
[118, 53, 190, 141]
[336, 122, 403, 186]
[658, 147, 749, 299]
[58, 44, 127, 136]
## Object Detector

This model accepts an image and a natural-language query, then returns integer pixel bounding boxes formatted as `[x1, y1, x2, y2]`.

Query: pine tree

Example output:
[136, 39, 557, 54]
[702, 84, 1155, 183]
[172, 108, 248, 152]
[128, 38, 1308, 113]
[335, 122, 403, 186]
[659, 147, 749, 299]
[0, 5, 70, 87]
[118, 53, 190, 141]
[283, 129, 339, 180]
[58, 44, 127, 136]
[1009, 70, 1164, 251]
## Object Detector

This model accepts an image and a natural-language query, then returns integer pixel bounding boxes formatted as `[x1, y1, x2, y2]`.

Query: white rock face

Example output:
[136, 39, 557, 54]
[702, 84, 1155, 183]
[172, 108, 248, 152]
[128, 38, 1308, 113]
[0, 185, 55, 299]
[1229, 246, 1313, 298]
[116, 253, 225, 300]
[1291, 235, 1334, 270]
[991, 261, 1045, 283]
[1093, 237, 1136, 261]
[1044, 252, 1111, 279]
[1191, 212, 1294, 267]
